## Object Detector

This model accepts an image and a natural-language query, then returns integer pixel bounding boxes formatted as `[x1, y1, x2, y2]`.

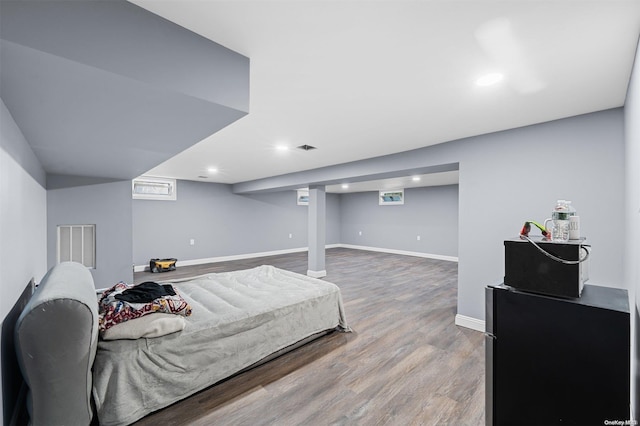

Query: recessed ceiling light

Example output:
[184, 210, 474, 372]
[476, 73, 504, 87]
[207, 167, 218, 173]
[342, 184, 349, 189]
[412, 176, 421, 182]
[276, 145, 289, 152]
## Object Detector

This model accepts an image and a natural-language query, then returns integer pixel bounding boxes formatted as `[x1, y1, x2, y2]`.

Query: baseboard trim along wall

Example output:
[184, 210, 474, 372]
[455, 314, 486, 332]
[133, 245, 343, 273]
[134, 243, 458, 272]
[307, 270, 327, 278]
[339, 244, 459, 262]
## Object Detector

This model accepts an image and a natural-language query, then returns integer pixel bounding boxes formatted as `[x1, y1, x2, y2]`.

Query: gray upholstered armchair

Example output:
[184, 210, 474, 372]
[14, 262, 98, 426]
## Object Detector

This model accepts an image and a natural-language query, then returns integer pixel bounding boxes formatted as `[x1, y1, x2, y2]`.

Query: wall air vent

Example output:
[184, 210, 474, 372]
[297, 144, 317, 151]
[57, 224, 96, 268]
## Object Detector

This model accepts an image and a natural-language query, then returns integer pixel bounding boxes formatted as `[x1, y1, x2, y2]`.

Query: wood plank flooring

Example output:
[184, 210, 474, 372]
[133, 248, 485, 425]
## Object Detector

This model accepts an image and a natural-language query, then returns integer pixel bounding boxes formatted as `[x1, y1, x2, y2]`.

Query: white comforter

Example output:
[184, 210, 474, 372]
[92, 265, 349, 425]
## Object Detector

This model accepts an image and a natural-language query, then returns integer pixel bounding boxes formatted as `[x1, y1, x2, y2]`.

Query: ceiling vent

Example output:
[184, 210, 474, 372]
[297, 144, 317, 151]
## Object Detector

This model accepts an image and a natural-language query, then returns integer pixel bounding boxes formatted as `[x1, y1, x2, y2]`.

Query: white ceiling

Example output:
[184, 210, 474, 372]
[132, 0, 640, 192]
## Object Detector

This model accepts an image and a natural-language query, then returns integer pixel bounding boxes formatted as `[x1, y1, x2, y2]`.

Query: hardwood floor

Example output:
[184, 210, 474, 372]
[133, 248, 485, 426]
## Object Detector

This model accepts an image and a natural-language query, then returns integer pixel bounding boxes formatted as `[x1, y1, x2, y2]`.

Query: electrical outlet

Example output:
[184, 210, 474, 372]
[190, 239, 195, 245]
[417, 235, 421, 241]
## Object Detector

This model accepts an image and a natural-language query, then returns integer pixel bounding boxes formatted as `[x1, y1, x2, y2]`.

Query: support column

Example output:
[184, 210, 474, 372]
[307, 185, 326, 278]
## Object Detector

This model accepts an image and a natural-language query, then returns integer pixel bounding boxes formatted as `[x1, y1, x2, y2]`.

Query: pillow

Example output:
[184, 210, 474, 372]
[101, 313, 186, 340]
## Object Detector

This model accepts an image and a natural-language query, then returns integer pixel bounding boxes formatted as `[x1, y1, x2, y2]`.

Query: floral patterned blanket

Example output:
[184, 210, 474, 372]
[98, 281, 192, 331]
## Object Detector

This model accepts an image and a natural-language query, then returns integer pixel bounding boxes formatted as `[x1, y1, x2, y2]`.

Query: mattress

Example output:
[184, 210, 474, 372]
[92, 265, 349, 425]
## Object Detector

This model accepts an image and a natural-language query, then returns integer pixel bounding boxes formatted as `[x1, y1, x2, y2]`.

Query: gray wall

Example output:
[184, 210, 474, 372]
[46, 178, 133, 288]
[340, 185, 458, 257]
[233, 108, 626, 322]
[456, 109, 624, 320]
[626, 37, 640, 417]
[133, 180, 341, 267]
[326, 191, 342, 245]
[0, 98, 47, 425]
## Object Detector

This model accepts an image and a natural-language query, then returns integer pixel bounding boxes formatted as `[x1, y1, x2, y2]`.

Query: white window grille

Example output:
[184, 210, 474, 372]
[57, 224, 96, 268]
[132, 176, 177, 200]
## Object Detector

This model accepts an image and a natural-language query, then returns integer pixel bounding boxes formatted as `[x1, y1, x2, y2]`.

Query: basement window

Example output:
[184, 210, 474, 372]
[132, 177, 177, 201]
[379, 189, 404, 205]
[297, 189, 309, 206]
[57, 224, 96, 269]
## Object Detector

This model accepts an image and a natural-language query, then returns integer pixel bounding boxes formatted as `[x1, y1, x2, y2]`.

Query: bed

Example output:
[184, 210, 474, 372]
[14, 262, 350, 426]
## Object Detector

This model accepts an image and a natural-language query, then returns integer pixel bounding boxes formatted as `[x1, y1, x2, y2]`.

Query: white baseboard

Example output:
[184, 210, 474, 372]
[307, 270, 327, 278]
[134, 243, 456, 272]
[134, 244, 342, 272]
[338, 244, 458, 262]
[455, 314, 485, 332]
